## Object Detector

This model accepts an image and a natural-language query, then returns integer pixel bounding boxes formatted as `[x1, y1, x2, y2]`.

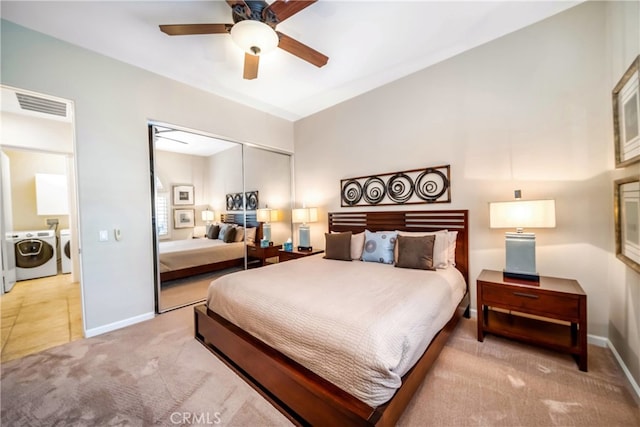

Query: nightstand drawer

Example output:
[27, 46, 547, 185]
[481, 283, 580, 319]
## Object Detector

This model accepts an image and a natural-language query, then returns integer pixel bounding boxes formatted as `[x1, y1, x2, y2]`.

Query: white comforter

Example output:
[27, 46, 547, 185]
[159, 239, 244, 273]
[206, 254, 466, 407]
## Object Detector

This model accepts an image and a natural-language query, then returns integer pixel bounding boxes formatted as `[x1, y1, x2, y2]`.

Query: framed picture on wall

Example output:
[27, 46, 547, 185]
[174, 208, 195, 229]
[173, 185, 194, 205]
[613, 55, 640, 168]
[614, 176, 640, 274]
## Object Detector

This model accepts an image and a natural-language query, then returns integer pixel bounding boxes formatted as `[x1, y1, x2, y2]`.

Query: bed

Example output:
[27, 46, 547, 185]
[194, 210, 470, 426]
[159, 214, 262, 282]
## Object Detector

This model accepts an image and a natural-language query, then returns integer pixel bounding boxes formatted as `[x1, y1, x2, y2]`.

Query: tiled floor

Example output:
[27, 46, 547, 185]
[0, 274, 83, 363]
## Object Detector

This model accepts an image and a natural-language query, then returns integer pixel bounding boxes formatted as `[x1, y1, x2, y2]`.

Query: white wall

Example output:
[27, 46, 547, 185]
[0, 20, 294, 333]
[2, 149, 70, 232]
[206, 144, 244, 217]
[155, 149, 209, 240]
[244, 146, 293, 244]
[0, 112, 73, 153]
[294, 0, 639, 386]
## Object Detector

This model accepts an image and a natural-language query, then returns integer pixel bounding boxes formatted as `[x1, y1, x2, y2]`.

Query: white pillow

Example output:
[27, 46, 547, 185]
[351, 231, 365, 260]
[245, 227, 256, 243]
[448, 231, 458, 266]
[394, 230, 449, 269]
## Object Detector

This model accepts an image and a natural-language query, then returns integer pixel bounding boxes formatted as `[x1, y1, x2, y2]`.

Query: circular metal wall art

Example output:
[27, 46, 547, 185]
[339, 164, 451, 207]
[387, 173, 414, 203]
[341, 179, 363, 206]
[363, 177, 386, 204]
[415, 169, 449, 202]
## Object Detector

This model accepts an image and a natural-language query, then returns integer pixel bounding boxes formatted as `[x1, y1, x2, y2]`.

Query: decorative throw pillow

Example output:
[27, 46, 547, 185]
[394, 230, 449, 268]
[350, 231, 365, 260]
[234, 226, 245, 242]
[361, 230, 397, 264]
[324, 232, 352, 261]
[447, 231, 458, 266]
[223, 226, 237, 243]
[207, 224, 220, 239]
[395, 235, 436, 270]
[245, 227, 257, 244]
[217, 224, 229, 240]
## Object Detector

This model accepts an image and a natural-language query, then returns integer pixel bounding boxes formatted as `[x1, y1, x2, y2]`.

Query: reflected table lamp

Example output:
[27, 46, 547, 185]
[201, 209, 215, 225]
[257, 207, 279, 242]
[489, 195, 556, 281]
[292, 207, 318, 251]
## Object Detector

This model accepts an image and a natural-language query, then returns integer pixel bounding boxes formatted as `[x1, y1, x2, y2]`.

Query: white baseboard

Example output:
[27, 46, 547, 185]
[468, 308, 638, 399]
[608, 340, 640, 400]
[84, 311, 155, 338]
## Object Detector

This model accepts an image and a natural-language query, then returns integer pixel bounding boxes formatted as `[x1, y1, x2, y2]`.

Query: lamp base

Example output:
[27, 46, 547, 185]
[503, 270, 540, 284]
[297, 246, 313, 252]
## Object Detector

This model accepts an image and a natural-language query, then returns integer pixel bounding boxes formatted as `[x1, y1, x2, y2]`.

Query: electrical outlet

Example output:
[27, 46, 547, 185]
[46, 218, 59, 226]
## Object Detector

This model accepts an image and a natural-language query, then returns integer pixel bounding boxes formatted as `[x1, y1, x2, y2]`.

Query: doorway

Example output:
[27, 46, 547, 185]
[0, 85, 84, 362]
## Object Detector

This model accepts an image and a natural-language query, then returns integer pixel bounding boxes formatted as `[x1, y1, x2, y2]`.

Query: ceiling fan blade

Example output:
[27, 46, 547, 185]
[277, 32, 328, 68]
[243, 53, 259, 80]
[159, 24, 232, 36]
[265, 0, 317, 23]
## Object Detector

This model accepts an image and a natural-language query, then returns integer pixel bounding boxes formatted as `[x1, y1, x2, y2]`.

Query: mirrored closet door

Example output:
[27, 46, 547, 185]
[149, 124, 292, 312]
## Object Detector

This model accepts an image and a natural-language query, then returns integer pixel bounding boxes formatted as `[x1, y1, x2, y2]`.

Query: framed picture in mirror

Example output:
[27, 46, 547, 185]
[174, 208, 195, 229]
[613, 55, 640, 168]
[173, 185, 194, 205]
[614, 176, 640, 273]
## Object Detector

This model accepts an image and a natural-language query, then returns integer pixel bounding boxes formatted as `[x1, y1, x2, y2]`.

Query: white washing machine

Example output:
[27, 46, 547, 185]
[14, 230, 57, 281]
[60, 229, 71, 274]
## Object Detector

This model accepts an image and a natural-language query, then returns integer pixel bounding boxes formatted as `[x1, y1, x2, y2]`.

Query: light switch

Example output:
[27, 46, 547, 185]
[99, 230, 108, 241]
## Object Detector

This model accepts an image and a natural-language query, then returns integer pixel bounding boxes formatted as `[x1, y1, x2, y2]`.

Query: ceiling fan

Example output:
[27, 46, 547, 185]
[159, 0, 329, 80]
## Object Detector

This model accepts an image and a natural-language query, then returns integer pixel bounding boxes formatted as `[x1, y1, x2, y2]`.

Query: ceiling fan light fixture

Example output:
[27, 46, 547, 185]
[230, 20, 279, 56]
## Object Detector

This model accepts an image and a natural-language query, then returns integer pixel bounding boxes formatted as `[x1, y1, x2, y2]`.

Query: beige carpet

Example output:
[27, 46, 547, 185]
[160, 267, 243, 311]
[1, 308, 638, 426]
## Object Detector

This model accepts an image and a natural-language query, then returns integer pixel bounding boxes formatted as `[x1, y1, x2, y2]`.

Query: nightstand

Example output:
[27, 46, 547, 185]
[278, 249, 324, 262]
[477, 269, 588, 371]
[247, 243, 282, 267]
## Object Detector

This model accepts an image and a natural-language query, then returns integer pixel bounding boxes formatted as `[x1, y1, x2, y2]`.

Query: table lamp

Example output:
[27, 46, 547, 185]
[201, 209, 215, 225]
[257, 207, 279, 242]
[292, 207, 318, 251]
[489, 191, 556, 281]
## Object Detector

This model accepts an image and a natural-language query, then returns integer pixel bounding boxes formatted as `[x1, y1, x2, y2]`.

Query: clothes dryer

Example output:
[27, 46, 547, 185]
[14, 230, 57, 280]
[60, 229, 71, 274]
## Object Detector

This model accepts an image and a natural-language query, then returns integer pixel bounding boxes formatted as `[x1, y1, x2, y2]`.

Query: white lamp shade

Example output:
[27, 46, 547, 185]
[292, 207, 318, 224]
[201, 210, 215, 222]
[490, 200, 556, 229]
[230, 20, 279, 55]
[257, 208, 279, 222]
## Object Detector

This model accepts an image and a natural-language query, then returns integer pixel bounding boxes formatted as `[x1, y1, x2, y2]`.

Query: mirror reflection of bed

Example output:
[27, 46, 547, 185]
[149, 124, 293, 312]
[158, 214, 262, 310]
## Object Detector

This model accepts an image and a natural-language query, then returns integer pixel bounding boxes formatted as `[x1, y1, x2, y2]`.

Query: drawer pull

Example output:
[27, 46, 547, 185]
[513, 292, 539, 299]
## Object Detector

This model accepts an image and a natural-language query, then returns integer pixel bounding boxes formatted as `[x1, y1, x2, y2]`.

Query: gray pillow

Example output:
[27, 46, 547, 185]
[395, 235, 436, 270]
[207, 224, 220, 239]
[324, 232, 352, 261]
[223, 226, 237, 243]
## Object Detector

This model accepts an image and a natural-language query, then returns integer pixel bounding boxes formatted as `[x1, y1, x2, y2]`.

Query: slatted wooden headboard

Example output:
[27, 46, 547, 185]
[221, 213, 263, 241]
[328, 210, 469, 285]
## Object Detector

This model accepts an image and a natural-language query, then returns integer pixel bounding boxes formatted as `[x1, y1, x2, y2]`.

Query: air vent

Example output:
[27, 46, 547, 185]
[15, 92, 67, 117]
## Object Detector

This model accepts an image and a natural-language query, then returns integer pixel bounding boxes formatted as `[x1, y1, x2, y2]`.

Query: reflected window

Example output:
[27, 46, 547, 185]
[156, 192, 170, 238]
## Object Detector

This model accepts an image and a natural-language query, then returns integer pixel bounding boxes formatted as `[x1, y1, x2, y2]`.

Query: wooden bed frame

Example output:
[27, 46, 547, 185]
[194, 210, 470, 426]
[160, 213, 262, 282]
